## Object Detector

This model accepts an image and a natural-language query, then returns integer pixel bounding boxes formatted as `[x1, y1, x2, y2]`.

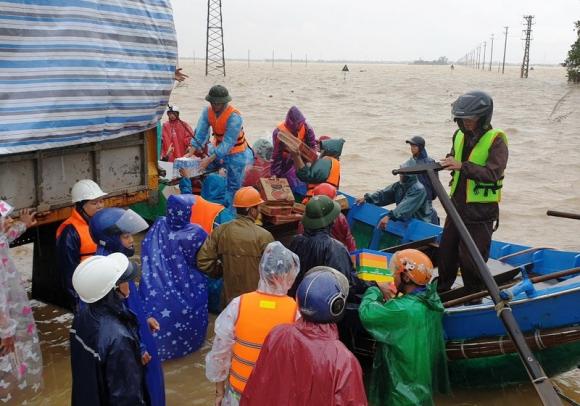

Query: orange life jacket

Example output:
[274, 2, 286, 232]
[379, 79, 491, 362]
[56, 208, 97, 260]
[304, 156, 341, 202]
[277, 121, 306, 142]
[207, 105, 248, 155]
[189, 195, 224, 234]
[229, 291, 297, 394]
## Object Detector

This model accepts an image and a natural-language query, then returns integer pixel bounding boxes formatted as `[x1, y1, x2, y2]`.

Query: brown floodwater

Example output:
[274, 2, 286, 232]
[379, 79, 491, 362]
[10, 61, 580, 404]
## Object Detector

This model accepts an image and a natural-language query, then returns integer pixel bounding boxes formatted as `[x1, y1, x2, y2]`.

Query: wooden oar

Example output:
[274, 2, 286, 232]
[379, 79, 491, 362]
[547, 210, 580, 221]
[444, 266, 580, 308]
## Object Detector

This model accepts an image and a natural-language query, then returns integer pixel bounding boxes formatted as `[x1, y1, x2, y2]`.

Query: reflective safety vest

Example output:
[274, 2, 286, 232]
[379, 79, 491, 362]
[277, 121, 306, 142]
[56, 208, 97, 261]
[229, 291, 297, 394]
[304, 156, 341, 202]
[189, 195, 224, 233]
[449, 128, 508, 203]
[207, 105, 248, 155]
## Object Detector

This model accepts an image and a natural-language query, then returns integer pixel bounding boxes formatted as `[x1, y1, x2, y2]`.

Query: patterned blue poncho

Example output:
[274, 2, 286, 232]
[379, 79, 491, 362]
[139, 194, 209, 361]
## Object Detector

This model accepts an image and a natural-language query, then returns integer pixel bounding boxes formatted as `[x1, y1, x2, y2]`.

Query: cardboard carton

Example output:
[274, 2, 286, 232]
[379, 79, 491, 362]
[277, 129, 318, 163]
[259, 177, 295, 204]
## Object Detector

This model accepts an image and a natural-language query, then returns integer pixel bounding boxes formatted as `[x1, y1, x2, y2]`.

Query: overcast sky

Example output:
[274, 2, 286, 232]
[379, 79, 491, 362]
[171, 0, 580, 65]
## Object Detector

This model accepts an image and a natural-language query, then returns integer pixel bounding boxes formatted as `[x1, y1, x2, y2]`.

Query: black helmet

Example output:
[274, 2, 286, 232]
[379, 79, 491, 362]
[451, 91, 493, 130]
[205, 85, 232, 104]
[405, 135, 425, 148]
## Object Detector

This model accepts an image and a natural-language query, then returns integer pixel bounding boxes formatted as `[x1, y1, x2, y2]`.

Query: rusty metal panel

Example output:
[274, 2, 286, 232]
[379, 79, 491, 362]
[41, 152, 94, 206]
[99, 145, 145, 192]
[0, 159, 36, 208]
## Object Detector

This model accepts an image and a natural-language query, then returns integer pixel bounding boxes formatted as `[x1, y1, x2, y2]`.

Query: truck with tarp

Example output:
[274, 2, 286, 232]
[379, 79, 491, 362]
[0, 0, 177, 307]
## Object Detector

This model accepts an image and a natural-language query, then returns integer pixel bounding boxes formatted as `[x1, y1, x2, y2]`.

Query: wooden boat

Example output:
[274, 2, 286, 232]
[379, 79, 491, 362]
[340, 193, 580, 388]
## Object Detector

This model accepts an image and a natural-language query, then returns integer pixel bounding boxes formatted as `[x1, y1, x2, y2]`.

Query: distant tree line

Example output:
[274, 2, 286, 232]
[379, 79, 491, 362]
[564, 20, 580, 83]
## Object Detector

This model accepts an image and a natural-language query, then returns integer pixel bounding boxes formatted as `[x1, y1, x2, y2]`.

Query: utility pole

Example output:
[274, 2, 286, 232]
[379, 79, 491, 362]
[271, 49, 274, 67]
[502, 26, 509, 74]
[489, 34, 494, 71]
[205, 0, 225, 76]
[290, 52, 293, 68]
[521, 15, 534, 78]
[482, 41, 487, 71]
[305, 53, 308, 67]
[476, 45, 481, 69]
[247, 49, 250, 68]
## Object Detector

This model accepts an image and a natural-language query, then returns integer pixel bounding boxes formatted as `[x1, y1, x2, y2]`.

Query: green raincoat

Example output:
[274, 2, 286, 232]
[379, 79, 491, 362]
[359, 285, 450, 406]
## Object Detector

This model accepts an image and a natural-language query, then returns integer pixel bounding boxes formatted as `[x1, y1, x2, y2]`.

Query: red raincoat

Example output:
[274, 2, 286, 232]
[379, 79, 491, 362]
[161, 119, 194, 162]
[240, 319, 367, 406]
[297, 213, 357, 252]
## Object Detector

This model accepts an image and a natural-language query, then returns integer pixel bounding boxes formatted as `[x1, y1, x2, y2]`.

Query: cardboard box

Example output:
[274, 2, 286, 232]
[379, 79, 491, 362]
[335, 195, 349, 210]
[260, 204, 294, 216]
[292, 202, 306, 214]
[259, 177, 295, 204]
[351, 249, 394, 283]
[262, 212, 303, 225]
[277, 129, 318, 163]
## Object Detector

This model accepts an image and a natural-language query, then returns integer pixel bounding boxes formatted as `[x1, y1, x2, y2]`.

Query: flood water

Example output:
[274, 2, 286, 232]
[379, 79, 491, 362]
[12, 61, 580, 404]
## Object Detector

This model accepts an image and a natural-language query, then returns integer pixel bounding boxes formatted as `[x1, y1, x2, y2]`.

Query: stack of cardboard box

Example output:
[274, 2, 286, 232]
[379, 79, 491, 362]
[258, 177, 304, 225]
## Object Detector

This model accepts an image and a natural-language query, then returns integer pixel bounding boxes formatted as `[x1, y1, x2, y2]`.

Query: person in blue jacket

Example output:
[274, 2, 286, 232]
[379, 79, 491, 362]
[190, 85, 254, 209]
[406, 135, 440, 225]
[139, 195, 211, 359]
[89, 208, 165, 406]
[70, 253, 146, 406]
[356, 159, 435, 229]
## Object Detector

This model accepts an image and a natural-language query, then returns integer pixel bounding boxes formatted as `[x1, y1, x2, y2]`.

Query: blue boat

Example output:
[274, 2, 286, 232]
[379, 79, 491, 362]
[341, 193, 580, 388]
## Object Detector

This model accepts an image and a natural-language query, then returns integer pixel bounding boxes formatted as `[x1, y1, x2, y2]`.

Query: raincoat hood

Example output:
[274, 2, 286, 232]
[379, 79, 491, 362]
[167, 194, 195, 231]
[400, 158, 419, 187]
[284, 106, 306, 133]
[320, 138, 345, 158]
[201, 174, 227, 205]
[257, 241, 300, 295]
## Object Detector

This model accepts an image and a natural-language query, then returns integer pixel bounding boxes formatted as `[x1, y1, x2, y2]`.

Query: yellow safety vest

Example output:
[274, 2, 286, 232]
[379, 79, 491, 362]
[449, 128, 507, 203]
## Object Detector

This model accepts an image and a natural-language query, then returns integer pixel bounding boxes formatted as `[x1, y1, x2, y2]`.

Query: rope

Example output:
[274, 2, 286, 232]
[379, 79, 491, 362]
[494, 300, 512, 317]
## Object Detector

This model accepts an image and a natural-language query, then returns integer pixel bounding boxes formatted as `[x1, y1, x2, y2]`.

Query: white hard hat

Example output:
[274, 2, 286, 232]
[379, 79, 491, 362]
[72, 253, 135, 303]
[71, 179, 107, 203]
[167, 105, 179, 113]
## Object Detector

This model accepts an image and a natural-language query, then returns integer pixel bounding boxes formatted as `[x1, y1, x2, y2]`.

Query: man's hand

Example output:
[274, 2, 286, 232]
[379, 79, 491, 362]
[440, 156, 462, 171]
[200, 155, 216, 172]
[147, 317, 160, 333]
[141, 351, 152, 365]
[355, 196, 366, 206]
[174, 68, 189, 82]
[377, 216, 389, 230]
[376, 282, 397, 301]
[179, 168, 190, 178]
[19, 208, 37, 228]
[0, 336, 15, 356]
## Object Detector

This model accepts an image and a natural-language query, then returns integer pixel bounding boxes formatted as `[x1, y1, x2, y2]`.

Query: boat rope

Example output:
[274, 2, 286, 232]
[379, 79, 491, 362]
[494, 300, 512, 317]
[531, 375, 548, 383]
[460, 341, 469, 359]
[498, 336, 505, 355]
[534, 329, 546, 350]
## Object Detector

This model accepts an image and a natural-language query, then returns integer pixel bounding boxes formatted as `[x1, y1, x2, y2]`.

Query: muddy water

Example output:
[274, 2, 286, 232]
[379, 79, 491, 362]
[12, 61, 580, 404]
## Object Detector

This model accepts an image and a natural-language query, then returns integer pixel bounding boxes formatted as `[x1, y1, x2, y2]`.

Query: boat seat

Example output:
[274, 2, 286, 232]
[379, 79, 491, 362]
[437, 259, 534, 303]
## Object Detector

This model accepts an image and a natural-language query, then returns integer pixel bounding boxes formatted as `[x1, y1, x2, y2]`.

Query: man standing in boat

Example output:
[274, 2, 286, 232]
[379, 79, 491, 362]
[190, 85, 254, 209]
[438, 90, 509, 296]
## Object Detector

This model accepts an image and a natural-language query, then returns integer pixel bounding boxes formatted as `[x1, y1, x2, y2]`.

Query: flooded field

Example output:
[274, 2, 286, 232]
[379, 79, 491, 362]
[9, 61, 580, 404]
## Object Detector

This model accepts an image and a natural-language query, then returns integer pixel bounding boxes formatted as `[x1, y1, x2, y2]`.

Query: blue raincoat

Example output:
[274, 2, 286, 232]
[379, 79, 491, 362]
[95, 245, 166, 406]
[138, 195, 210, 360]
[192, 107, 254, 209]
